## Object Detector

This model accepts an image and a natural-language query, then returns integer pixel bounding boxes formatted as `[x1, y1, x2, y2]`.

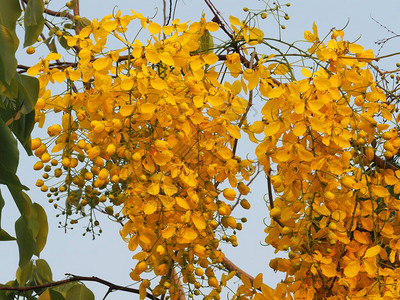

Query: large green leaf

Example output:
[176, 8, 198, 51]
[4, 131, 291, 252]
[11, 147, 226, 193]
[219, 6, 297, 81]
[198, 30, 214, 54]
[0, 168, 27, 190]
[0, 26, 17, 86]
[24, 0, 45, 47]
[32, 203, 48, 256]
[0, 288, 16, 300]
[0, 229, 16, 241]
[65, 284, 94, 300]
[0, 74, 39, 155]
[11, 74, 39, 155]
[8, 187, 32, 218]
[0, 74, 40, 155]
[15, 216, 36, 267]
[35, 259, 53, 284]
[0, 0, 20, 86]
[16, 260, 33, 285]
[38, 289, 65, 300]
[0, 116, 19, 175]
[0, 0, 21, 49]
[51, 282, 79, 297]
[0, 190, 4, 229]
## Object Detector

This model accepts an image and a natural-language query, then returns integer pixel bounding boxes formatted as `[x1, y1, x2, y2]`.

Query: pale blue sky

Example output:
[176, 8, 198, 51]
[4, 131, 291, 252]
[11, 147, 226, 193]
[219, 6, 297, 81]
[2, 1, 400, 299]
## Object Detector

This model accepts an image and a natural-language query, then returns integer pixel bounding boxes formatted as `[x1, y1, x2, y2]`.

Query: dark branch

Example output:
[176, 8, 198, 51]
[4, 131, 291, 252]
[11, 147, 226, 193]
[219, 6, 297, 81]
[0, 274, 160, 300]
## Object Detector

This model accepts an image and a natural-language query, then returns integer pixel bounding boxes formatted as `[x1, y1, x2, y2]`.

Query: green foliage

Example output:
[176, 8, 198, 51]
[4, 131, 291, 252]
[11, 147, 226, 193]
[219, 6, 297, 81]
[23, 0, 45, 47]
[65, 285, 95, 300]
[32, 204, 48, 256]
[37, 289, 65, 300]
[0, 117, 25, 189]
[0, 0, 20, 89]
[34, 259, 53, 284]
[198, 30, 214, 54]
[0, 229, 16, 241]
[15, 216, 37, 267]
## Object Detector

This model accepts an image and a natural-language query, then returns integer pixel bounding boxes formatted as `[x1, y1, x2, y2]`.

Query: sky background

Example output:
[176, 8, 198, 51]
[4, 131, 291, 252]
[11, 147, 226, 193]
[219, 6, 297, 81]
[2, 0, 400, 299]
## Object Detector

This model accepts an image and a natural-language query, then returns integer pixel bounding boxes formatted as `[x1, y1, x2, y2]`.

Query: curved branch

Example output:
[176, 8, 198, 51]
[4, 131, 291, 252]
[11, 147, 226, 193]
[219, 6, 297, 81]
[221, 256, 255, 283]
[0, 274, 160, 300]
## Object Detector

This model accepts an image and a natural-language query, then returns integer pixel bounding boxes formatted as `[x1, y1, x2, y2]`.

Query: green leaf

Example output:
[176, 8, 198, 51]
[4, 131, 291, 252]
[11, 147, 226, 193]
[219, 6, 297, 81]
[37, 289, 51, 300]
[38, 289, 65, 300]
[198, 30, 214, 54]
[0, 0, 22, 48]
[16, 74, 39, 114]
[32, 203, 48, 256]
[78, 17, 91, 28]
[24, 0, 45, 47]
[58, 35, 70, 50]
[0, 25, 17, 87]
[46, 37, 57, 53]
[51, 282, 79, 297]
[0, 0, 20, 87]
[65, 285, 94, 300]
[35, 259, 53, 284]
[0, 168, 27, 190]
[0, 76, 18, 99]
[63, 23, 74, 29]
[16, 260, 33, 285]
[0, 190, 4, 229]
[0, 229, 16, 241]
[1, 74, 40, 155]
[0, 289, 16, 300]
[8, 187, 32, 218]
[9, 110, 35, 155]
[0, 116, 19, 174]
[15, 216, 36, 267]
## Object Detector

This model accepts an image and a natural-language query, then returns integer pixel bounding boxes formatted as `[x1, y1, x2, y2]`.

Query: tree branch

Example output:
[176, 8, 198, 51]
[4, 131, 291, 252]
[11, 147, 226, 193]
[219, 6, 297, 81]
[170, 268, 186, 300]
[0, 274, 160, 300]
[73, 0, 81, 34]
[221, 256, 255, 284]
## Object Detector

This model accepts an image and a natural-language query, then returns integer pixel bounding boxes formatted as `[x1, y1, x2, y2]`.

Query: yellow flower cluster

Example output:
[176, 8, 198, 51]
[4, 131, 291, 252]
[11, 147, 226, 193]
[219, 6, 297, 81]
[236, 27, 400, 299]
[29, 7, 400, 299]
[30, 11, 254, 299]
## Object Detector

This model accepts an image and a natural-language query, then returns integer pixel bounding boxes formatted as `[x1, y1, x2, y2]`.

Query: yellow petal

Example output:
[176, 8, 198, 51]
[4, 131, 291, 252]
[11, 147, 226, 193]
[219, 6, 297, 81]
[120, 105, 134, 117]
[206, 22, 219, 32]
[144, 200, 158, 214]
[141, 103, 157, 114]
[343, 260, 360, 278]
[364, 245, 381, 258]
[192, 213, 206, 230]
[148, 183, 160, 195]
[149, 22, 161, 34]
[301, 68, 312, 78]
[52, 71, 66, 83]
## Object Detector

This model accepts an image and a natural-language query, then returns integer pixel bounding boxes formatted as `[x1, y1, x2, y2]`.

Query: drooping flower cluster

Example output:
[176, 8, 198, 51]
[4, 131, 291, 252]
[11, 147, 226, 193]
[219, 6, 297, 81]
[28, 6, 400, 300]
[237, 26, 400, 299]
[30, 10, 255, 300]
